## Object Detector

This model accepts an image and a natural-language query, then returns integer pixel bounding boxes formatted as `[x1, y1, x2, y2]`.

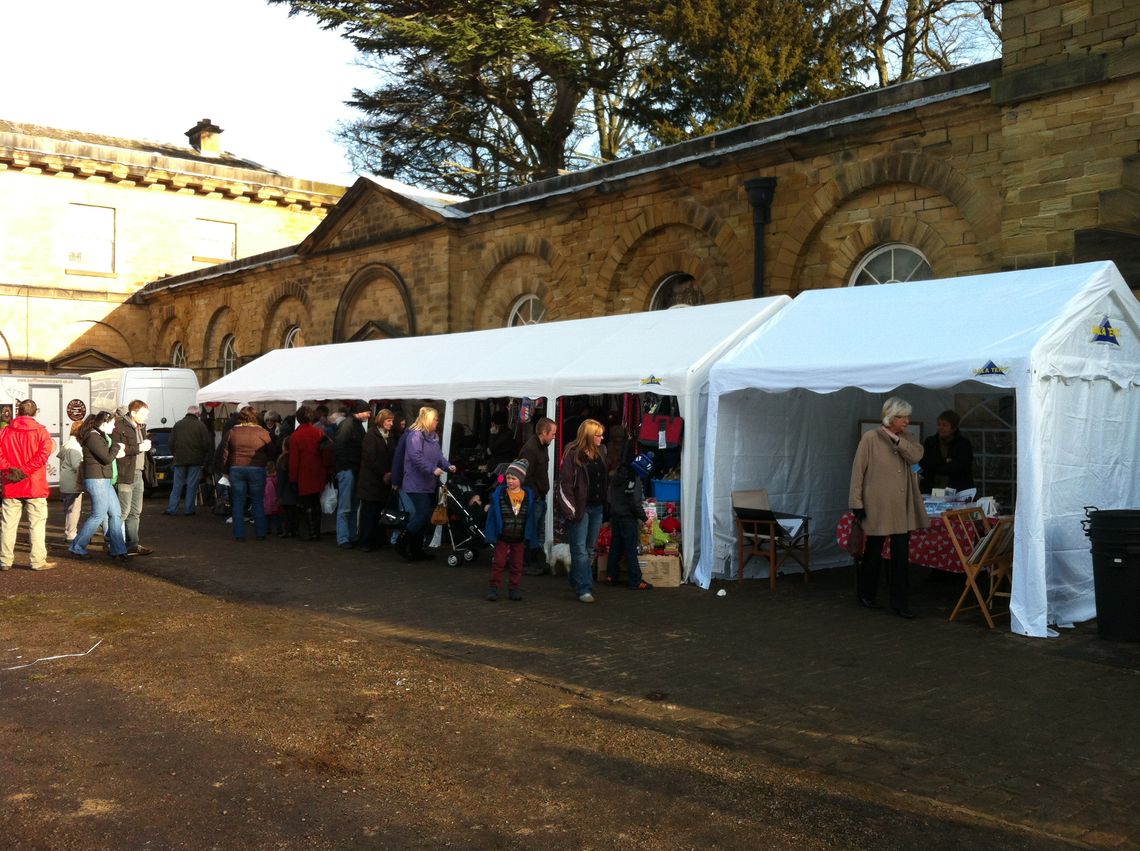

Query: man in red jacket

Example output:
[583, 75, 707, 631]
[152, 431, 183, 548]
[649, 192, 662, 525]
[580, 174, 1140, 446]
[0, 400, 56, 571]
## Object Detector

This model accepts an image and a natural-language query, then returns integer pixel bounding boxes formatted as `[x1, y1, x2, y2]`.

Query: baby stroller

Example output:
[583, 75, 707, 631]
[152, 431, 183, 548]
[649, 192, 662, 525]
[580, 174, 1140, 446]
[438, 475, 490, 567]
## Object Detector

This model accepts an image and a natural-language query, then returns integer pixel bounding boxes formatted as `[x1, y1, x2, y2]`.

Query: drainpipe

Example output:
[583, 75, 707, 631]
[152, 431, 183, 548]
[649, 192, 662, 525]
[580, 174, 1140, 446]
[744, 177, 777, 299]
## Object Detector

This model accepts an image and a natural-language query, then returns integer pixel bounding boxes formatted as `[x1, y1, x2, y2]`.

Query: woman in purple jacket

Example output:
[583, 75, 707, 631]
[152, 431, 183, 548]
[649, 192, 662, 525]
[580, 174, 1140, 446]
[397, 406, 455, 562]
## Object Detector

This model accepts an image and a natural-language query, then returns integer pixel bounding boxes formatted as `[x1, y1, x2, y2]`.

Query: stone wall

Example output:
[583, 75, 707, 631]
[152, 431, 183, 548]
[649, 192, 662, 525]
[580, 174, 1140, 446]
[1002, 0, 1139, 73]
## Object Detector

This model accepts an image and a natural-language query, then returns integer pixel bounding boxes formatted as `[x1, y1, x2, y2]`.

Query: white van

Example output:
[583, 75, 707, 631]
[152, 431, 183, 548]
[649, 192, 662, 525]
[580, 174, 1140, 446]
[87, 367, 201, 487]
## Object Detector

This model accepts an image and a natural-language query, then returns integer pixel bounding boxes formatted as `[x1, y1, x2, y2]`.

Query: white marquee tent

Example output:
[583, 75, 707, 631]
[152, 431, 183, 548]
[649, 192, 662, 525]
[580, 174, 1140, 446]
[698, 261, 1140, 638]
[198, 296, 791, 570]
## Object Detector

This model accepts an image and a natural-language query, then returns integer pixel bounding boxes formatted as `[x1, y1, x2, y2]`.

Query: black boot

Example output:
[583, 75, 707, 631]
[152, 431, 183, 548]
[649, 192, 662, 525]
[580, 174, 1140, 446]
[408, 535, 431, 562]
[394, 533, 413, 561]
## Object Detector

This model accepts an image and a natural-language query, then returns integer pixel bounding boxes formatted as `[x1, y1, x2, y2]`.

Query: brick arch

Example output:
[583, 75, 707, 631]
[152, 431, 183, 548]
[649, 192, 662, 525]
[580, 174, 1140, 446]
[598, 199, 747, 311]
[262, 290, 313, 352]
[619, 251, 714, 313]
[154, 312, 189, 366]
[778, 151, 998, 288]
[827, 219, 952, 284]
[203, 305, 237, 367]
[265, 280, 312, 312]
[333, 263, 415, 343]
[72, 319, 135, 364]
[605, 223, 736, 314]
[470, 235, 569, 327]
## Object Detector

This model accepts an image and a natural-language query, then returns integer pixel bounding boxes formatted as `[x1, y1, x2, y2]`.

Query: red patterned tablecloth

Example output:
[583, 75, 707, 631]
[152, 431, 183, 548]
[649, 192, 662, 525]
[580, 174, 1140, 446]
[836, 511, 963, 573]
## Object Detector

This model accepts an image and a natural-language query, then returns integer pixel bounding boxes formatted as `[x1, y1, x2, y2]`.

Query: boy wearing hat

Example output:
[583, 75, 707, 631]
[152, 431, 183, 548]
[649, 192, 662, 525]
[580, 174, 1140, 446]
[605, 454, 653, 589]
[483, 458, 539, 602]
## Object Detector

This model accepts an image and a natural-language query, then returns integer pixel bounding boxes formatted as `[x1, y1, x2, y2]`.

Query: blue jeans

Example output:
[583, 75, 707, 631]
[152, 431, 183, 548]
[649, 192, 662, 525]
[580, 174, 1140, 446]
[229, 466, 267, 540]
[335, 469, 360, 545]
[71, 478, 128, 557]
[167, 465, 202, 514]
[567, 503, 604, 596]
[405, 491, 435, 540]
[532, 498, 548, 546]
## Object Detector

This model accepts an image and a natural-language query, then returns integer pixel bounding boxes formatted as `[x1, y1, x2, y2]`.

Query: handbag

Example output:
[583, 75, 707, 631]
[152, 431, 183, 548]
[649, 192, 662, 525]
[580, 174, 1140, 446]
[320, 481, 338, 514]
[638, 414, 683, 448]
[430, 489, 449, 525]
[845, 517, 866, 558]
[379, 491, 409, 528]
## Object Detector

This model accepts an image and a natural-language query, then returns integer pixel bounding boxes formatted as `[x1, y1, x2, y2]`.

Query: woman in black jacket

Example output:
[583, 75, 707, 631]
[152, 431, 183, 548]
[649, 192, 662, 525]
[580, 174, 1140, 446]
[919, 410, 975, 493]
[67, 412, 129, 560]
[357, 408, 398, 551]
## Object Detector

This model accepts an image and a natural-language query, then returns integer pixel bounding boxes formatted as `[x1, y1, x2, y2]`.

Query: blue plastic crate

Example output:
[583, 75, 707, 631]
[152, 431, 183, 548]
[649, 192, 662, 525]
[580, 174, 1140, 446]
[652, 479, 680, 503]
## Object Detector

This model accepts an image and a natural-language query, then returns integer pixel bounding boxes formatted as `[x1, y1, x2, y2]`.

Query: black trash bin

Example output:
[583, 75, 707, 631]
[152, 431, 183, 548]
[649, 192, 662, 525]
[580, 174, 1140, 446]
[1083, 507, 1140, 642]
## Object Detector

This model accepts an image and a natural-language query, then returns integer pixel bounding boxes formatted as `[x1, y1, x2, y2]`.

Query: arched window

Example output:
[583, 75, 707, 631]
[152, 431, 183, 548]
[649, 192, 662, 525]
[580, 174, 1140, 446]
[283, 325, 302, 349]
[849, 243, 932, 286]
[171, 341, 187, 368]
[650, 273, 705, 310]
[221, 335, 238, 375]
[508, 294, 547, 326]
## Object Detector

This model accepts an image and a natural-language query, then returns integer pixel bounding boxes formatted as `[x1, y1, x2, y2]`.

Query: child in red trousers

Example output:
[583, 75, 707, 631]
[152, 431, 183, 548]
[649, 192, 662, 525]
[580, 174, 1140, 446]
[483, 458, 540, 602]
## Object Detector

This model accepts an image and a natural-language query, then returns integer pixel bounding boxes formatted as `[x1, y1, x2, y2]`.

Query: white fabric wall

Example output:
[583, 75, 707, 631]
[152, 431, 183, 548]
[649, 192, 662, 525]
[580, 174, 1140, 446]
[1037, 378, 1140, 629]
[702, 384, 958, 583]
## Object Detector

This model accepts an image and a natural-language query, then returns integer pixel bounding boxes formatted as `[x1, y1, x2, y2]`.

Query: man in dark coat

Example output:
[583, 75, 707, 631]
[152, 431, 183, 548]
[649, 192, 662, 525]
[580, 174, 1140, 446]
[113, 400, 154, 556]
[333, 401, 371, 548]
[518, 417, 557, 574]
[165, 405, 213, 516]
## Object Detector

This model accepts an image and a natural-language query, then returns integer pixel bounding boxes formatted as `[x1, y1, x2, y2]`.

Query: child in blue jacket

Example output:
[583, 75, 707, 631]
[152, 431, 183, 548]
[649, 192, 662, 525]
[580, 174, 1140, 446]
[483, 458, 539, 601]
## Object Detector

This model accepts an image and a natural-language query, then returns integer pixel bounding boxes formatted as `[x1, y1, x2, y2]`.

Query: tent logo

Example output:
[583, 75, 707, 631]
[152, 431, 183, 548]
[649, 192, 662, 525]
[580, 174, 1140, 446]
[640, 375, 663, 386]
[973, 360, 1009, 376]
[1091, 316, 1120, 346]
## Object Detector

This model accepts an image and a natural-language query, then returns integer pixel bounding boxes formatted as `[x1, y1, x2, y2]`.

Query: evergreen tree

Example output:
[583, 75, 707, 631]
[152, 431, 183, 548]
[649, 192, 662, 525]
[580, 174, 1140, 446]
[271, 0, 1000, 194]
[631, 0, 867, 145]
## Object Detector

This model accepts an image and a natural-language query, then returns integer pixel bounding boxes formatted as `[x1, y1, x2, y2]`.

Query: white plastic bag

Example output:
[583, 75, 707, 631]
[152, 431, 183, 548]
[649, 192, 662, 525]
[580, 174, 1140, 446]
[320, 482, 338, 514]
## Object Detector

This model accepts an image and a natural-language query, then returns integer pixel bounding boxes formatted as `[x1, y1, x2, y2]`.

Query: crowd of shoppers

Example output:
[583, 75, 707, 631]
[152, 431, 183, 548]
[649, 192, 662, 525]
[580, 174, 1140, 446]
[6, 395, 954, 622]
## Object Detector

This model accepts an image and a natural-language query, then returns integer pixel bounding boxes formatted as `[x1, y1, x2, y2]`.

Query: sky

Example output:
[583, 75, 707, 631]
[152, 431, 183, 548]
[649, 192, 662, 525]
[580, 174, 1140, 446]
[0, 0, 374, 186]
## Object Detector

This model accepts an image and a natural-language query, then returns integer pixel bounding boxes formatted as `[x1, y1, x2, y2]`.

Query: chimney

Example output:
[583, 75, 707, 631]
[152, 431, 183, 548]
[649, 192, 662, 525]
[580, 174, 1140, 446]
[185, 118, 223, 155]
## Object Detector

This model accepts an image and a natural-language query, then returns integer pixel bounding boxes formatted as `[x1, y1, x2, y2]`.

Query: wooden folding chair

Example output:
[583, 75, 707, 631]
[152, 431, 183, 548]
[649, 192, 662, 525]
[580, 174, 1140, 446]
[942, 507, 1014, 629]
[731, 489, 811, 590]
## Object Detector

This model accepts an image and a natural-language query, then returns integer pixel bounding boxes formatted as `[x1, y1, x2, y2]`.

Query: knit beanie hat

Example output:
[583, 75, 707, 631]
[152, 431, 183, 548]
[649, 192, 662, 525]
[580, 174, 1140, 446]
[505, 458, 529, 483]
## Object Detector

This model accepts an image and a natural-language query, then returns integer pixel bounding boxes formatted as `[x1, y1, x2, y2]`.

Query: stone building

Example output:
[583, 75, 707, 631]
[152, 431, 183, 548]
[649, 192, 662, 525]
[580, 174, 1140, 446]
[36, 1, 1140, 382]
[0, 118, 344, 372]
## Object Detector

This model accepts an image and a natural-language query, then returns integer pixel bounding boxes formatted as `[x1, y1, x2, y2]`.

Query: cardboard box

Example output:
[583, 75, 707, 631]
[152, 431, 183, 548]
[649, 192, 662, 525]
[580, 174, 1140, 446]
[638, 554, 682, 588]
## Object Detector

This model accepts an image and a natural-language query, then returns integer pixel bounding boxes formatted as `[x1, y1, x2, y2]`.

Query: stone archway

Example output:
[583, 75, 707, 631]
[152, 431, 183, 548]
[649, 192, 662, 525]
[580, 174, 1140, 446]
[332, 264, 415, 343]
[262, 281, 313, 352]
[155, 309, 190, 367]
[834, 219, 953, 283]
[598, 198, 747, 313]
[58, 319, 135, 365]
[202, 305, 239, 382]
[606, 230, 723, 313]
[470, 235, 567, 328]
[779, 151, 999, 289]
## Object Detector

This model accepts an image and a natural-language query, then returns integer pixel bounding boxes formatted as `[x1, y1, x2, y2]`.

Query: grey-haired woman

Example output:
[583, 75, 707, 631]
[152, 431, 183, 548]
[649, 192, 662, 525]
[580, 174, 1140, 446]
[849, 396, 929, 618]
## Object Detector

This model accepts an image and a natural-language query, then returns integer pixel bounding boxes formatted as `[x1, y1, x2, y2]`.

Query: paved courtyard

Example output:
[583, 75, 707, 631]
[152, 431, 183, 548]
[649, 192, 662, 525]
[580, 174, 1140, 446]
[3, 507, 1139, 848]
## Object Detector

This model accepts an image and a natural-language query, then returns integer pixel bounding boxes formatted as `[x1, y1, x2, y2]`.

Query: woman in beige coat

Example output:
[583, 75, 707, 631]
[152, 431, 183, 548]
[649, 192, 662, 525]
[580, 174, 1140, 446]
[849, 397, 929, 618]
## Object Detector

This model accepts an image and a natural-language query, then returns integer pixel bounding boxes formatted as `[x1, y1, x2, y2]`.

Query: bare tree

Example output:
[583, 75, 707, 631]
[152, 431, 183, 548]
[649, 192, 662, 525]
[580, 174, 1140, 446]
[860, 0, 1000, 87]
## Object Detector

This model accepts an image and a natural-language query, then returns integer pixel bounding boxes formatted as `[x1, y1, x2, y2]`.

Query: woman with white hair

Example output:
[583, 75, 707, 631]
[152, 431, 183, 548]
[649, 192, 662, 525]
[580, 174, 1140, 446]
[849, 396, 929, 618]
